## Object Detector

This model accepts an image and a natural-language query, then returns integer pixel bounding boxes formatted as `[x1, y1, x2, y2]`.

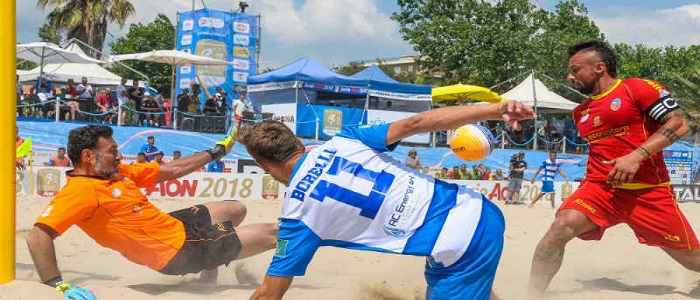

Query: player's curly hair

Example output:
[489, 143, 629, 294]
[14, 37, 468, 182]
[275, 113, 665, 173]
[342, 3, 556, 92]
[239, 121, 305, 164]
[67, 125, 113, 164]
[567, 40, 618, 78]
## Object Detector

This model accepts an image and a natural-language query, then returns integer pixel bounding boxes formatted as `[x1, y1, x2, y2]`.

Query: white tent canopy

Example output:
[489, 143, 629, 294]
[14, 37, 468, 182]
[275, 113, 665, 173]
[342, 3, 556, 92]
[500, 73, 579, 113]
[18, 43, 127, 86]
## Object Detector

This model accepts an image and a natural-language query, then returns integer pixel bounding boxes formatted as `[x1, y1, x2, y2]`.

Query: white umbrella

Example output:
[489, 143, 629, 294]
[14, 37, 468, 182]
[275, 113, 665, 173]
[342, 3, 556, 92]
[16, 42, 104, 78]
[109, 49, 236, 128]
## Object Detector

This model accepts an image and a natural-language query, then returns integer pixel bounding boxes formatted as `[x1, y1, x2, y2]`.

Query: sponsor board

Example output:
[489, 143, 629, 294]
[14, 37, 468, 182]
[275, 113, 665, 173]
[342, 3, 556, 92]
[18, 167, 284, 201]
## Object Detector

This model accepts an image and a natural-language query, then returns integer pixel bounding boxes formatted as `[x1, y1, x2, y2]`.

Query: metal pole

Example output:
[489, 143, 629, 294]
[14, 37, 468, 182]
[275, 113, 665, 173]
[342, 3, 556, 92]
[0, 0, 16, 284]
[531, 70, 539, 151]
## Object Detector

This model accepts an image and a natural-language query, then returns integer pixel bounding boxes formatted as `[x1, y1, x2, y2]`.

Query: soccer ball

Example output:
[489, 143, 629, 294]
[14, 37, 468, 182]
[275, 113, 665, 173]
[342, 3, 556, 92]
[448, 124, 496, 161]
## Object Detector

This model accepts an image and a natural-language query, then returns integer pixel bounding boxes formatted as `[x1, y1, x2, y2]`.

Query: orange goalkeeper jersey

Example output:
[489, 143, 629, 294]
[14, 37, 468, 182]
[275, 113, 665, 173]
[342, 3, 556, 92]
[35, 162, 185, 270]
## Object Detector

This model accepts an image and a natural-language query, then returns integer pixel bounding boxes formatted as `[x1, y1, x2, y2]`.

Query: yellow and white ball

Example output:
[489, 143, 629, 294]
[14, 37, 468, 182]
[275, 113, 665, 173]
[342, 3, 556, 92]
[449, 124, 496, 161]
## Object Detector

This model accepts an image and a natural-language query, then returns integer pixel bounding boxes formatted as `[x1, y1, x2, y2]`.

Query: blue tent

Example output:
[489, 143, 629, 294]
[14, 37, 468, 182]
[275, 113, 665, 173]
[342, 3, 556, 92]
[247, 56, 366, 89]
[350, 64, 431, 95]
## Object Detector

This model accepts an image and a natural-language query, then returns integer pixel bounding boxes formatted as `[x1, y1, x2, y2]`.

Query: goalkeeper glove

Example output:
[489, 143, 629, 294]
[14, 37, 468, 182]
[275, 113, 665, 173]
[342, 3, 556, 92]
[205, 123, 238, 161]
[46, 277, 96, 300]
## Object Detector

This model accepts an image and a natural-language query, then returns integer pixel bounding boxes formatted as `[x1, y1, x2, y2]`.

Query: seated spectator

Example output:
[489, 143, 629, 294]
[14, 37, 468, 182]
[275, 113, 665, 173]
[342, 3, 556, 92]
[62, 78, 80, 120]
[458, 164, 469, 180]
[35, 77, 52, 96]
[481, 168, 491, 180]
[154, 151, 166, 165]
[207, 157, 225, 173]
[492, 168, 506, 180]
[166, 150, 181, 163]
[449, 166, 462, 180]
[140, 92, 161, 127]
[76, 77, 94, 100]
[44, 147, 71, 167]
[132, 152, 147, 164]
[433, 167, 450, 179]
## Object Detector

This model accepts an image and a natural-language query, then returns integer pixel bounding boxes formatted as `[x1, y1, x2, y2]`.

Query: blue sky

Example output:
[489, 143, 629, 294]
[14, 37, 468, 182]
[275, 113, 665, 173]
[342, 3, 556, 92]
[16, 0, 700, 70]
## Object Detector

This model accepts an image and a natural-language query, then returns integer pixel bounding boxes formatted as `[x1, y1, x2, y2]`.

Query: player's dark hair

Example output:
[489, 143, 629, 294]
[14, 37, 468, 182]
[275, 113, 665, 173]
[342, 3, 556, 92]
[567, 40, 618, 78]
[240, 121, 305, 164]
[67, 125, 113, 164]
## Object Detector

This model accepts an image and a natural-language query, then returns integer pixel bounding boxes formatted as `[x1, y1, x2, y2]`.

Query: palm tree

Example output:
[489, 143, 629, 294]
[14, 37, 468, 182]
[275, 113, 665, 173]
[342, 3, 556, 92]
[37, 0, 136, 58]
[670, 64, 700, 132]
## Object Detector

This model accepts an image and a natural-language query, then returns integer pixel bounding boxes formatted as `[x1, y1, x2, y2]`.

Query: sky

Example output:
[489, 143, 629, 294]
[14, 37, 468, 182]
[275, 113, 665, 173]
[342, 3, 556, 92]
[15, 0, 700, 70]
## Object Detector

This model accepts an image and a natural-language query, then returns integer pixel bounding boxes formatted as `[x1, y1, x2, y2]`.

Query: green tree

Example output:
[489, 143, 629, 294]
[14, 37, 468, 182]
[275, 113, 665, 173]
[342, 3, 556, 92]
[108, 13, 176, 96]
[37, 22, 62, 44]
[37, 0, 135, 58]
[335, 61, 366, 76]
[393, 0, 603, 91]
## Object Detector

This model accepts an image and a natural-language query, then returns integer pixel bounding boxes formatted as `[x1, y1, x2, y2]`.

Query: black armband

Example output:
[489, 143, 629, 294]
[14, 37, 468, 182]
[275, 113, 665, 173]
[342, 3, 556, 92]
[645, 95, 680, 122]
[44, 276, 64, 287]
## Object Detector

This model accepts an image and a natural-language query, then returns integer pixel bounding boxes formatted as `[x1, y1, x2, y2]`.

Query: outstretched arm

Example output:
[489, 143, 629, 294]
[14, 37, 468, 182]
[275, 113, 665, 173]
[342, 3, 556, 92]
[558, 168, 569, 182]
[385, 101, 535, 146]
[249, 275, 294, 300]
[26, 224, 60, 282]
[531, 169, 542, 183]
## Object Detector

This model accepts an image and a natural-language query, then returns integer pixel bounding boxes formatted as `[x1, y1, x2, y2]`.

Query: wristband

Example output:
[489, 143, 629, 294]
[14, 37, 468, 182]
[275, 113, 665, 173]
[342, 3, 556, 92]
[205, 144, 226, 161]
[44, 276, 64, 287]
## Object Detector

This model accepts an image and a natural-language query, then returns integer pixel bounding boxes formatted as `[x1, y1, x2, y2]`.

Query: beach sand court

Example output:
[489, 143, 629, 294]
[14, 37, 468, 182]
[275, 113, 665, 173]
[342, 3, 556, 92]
[3, 195, 700, 299]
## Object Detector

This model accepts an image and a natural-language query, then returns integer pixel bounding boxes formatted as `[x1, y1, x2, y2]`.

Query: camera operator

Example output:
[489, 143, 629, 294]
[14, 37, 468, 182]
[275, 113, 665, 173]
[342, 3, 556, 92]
[506, 152, 527, 204]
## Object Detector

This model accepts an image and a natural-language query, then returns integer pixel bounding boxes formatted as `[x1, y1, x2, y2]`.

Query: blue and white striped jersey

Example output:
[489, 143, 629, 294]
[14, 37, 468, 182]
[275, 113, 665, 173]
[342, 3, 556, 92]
[268, 124, 486, 277]
[539, 159, 560, 181]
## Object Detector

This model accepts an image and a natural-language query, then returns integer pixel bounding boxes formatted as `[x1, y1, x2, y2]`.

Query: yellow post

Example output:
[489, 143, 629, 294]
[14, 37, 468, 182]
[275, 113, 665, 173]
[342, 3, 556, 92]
[0, 0, 16, 285]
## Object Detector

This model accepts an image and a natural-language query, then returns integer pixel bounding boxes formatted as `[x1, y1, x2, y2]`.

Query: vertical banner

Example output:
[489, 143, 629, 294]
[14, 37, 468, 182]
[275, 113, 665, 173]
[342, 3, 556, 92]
[176, 8, 259, 107]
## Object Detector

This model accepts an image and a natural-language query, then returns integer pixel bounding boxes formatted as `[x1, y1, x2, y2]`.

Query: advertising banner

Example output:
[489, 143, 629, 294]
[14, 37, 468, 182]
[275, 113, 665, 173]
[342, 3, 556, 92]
[18, 167, 283, 201]
[176, 8, 259, 106]
[295, 104, 366, 139]
[663, 150, 694, 185]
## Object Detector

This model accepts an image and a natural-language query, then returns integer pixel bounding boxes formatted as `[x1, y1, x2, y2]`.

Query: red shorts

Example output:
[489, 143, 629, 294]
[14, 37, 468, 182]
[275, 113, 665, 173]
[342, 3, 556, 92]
[559, 181, 699, 250]
[234, 115, 243, 122]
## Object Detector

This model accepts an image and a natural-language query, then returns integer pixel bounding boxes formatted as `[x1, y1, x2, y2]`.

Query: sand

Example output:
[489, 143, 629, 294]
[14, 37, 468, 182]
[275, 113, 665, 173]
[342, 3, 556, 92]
[2, 195, 700, 300]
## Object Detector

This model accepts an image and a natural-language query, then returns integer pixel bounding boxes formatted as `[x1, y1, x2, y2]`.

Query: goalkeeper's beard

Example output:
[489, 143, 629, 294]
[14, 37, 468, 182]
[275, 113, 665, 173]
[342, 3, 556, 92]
[93, 154, 120, 180]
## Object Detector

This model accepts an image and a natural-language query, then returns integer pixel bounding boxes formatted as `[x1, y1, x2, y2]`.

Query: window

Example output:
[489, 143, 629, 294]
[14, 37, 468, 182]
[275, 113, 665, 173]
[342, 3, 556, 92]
[393, 66, 401, 74]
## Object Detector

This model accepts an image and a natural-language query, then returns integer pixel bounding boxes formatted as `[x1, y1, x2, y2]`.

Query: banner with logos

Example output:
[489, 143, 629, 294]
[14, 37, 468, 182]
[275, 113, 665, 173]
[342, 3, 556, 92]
[176, 8, 259, 105]
[295, 104, 366, 139]
[663, 150, 694, 185]
[17, 167, 282, 201]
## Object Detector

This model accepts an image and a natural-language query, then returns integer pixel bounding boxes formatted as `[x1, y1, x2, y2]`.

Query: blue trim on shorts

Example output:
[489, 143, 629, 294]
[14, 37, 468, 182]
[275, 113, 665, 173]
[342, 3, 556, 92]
[424, 196, 505, 300]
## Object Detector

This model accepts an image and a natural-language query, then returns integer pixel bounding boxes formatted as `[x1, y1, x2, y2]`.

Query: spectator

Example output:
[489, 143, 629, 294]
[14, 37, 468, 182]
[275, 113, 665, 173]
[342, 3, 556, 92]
[17, 74, 23, 98]
[132, 152, 147, 164]
[44, 147, 71, 167]
[506, 152, 527, 204]
[127, 79, 143, 125]
[203, 93, 220, 115]
[469, 165, 482, 180]
[116, 77, 129, 125]
[207, 158, 225, 173]
[449, 166, 462, 179]
[76, 77, 94, 100]
[188, 81, 201, 113]
[433, 167, 450, 179]
[154, 151, 166, 166]
[492, 168, 505, 181]
[458, 163, 469, 180]
[140, 136, 159, 162]
[62, 78, 80, 120]
[168, 150, 182, 163]
[215, 86, 228, 104]
[481, 167, 492, 180]
[232, 93, 247, 122]
[140, 92, 161, 127]
[405, 149, 421, 170]
[35, 77, 52, 96]
[176, 88, 191, 126]
[96, 88, 116, 123]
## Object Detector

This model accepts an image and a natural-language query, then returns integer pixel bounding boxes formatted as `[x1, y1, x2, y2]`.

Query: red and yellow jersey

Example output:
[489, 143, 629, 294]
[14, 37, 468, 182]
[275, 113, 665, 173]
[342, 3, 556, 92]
[35, 162, 185, 270]
[573, 78, 678, 188]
